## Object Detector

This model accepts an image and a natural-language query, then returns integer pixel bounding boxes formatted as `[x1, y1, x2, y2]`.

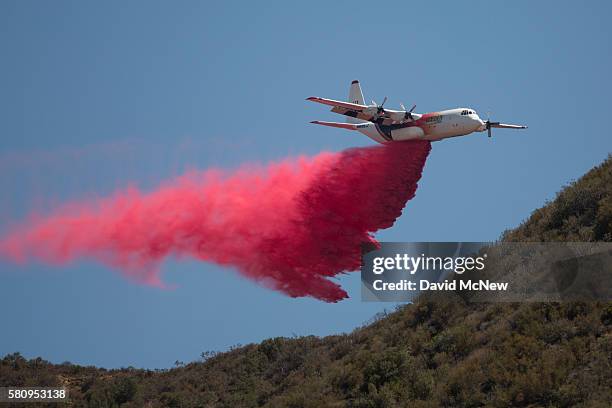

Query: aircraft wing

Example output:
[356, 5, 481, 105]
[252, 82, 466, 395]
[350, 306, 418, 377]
[490, 123, 528, 129]
[306, 96, 366, 111]
[307, 96, 375, 122]
[307, 96, 408, 124]
[309, 121, 359, 130]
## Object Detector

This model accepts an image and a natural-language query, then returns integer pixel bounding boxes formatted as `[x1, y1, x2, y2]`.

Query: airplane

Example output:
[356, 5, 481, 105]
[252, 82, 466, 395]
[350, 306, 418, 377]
[307, 80, 527, 144]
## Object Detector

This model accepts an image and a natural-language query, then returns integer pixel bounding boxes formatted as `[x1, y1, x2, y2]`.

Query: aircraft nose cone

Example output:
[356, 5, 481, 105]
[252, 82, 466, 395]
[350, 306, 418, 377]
[474, 117, 486, 131]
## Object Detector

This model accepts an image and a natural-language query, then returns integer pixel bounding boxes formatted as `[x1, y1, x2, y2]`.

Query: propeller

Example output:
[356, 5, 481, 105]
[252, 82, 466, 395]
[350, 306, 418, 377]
[371, 96, 388, 115]
[484, 111, 500, 138]
[400, 103, 417, 121]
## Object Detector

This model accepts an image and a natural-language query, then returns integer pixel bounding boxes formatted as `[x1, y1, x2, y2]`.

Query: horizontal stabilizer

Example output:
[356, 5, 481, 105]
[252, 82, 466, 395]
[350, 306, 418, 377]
[310, 121, 359, 130]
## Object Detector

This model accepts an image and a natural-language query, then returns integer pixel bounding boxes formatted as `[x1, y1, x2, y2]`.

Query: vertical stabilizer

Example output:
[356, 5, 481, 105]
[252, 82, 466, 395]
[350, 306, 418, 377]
[347, 80, 367, 124]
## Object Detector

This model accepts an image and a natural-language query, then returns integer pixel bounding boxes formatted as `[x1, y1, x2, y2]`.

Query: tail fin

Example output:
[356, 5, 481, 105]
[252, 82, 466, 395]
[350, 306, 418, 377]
[347, 80, 367, 124]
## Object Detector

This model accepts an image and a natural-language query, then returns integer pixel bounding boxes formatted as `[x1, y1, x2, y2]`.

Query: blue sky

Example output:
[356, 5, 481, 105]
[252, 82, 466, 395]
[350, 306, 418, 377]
[1, 1, 610, 368]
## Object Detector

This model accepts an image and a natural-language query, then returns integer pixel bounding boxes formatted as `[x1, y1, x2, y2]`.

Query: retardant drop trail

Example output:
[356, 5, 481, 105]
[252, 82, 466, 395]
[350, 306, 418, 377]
[0, 140, 431, 302]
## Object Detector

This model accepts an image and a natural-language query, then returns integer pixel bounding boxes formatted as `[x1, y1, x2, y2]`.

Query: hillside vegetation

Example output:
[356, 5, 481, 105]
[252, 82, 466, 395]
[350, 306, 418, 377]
[2, 155, 612, 408]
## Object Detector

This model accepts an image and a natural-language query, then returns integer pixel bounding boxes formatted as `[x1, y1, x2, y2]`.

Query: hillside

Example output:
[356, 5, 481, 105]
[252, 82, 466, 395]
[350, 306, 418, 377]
[2, 155, 612, 408]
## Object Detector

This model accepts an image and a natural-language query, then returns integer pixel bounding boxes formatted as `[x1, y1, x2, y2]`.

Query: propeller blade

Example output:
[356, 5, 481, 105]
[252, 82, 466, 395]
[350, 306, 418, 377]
[488, 127, 492, 138]
[381, 96, 387, 107]
[400, 103, 416, 121]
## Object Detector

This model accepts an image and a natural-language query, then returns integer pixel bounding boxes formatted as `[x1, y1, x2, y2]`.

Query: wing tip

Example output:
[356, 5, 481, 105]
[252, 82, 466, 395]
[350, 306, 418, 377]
[309, 121, 358, 130]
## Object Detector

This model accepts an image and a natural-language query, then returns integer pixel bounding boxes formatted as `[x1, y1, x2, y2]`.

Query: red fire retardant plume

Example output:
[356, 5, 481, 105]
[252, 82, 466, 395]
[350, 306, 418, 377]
[0, 141, 431, 302]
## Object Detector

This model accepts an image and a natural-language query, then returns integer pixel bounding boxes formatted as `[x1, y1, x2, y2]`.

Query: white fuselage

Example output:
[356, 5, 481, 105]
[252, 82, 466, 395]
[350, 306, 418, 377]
[356, 108, 486, 144]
